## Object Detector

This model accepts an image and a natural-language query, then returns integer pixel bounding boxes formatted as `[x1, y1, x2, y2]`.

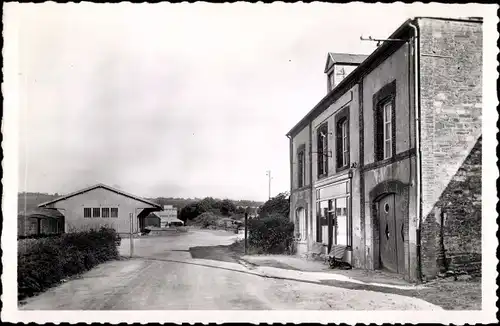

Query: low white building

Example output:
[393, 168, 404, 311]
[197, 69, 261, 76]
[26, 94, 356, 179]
[158, 205, 180, 228]
[37, 183, 163, 234]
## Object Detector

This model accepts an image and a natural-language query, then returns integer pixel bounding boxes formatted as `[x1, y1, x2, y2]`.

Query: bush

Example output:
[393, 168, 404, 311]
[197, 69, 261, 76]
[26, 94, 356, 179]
[248, 214, 294, 254]
[258, 192, 290, 219]
[18, 233, 62, 240]
[17, 227, 120, 300]
[191, 212, 220, 229]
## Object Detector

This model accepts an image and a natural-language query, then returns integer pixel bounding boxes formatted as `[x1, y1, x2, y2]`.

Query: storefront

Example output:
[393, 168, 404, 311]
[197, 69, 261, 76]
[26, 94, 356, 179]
[315, 179, 352, 258]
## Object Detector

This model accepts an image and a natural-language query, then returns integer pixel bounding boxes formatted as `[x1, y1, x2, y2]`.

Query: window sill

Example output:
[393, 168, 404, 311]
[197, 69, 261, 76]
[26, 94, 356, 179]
[364, 149, 416, 172]
[317, 174, 328, 181]
[335, 165, 350, 173]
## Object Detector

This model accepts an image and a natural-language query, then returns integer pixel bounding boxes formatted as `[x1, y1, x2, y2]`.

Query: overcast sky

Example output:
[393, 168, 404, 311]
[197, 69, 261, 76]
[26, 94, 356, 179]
[6, 3, 491, 201]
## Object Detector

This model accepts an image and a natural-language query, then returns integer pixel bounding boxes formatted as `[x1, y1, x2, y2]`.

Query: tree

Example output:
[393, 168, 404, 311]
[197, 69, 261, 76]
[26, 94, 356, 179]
[198, 197, 220, 211]
[219, 199, 237, 216]
[179, 203, 203, 222]
[248, 214, 294, 254]
[258, 192, 290, 219]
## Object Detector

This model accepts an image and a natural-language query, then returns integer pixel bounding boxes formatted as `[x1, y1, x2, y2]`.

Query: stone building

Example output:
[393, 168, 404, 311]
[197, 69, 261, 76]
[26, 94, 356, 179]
[286, 17, 482, 282]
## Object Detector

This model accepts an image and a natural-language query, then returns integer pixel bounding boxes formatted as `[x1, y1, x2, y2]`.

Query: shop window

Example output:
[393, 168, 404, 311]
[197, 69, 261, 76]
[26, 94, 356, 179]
[316, 196, 351, 247]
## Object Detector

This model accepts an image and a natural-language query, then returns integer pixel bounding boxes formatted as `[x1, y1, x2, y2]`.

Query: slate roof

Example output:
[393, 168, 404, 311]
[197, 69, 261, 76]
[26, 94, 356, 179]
[324, 53, 369, 73]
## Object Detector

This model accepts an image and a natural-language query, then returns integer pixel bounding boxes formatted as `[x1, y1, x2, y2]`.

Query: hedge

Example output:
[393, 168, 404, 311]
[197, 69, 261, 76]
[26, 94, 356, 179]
[18, 233, 63, 240]
[248, 214, 294, 254]
[17, 227, 120, 300]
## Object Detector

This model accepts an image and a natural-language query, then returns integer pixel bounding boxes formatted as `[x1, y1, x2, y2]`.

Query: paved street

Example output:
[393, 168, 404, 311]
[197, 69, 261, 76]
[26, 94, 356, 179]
[20, 229, 441, 310]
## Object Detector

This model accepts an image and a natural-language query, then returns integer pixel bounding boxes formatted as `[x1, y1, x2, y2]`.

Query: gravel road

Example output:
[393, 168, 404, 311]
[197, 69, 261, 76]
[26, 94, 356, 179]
[19, 229, 441, 310]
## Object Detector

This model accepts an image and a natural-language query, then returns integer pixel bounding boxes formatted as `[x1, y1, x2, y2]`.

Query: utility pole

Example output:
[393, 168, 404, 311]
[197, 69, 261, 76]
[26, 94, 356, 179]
[266, 170, 272, 200]
[244, 212, 248, 255]
[129, 213, 135, 258]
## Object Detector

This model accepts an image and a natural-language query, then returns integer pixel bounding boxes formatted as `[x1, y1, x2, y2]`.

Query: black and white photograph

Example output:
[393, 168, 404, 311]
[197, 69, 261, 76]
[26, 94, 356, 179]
[1, 2, 498, 324]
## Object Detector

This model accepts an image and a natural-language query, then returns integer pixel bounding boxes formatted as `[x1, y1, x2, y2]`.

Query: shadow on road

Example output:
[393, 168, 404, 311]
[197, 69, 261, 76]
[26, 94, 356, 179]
[189, 245, 241, 263]
[181, 243, 480, 310]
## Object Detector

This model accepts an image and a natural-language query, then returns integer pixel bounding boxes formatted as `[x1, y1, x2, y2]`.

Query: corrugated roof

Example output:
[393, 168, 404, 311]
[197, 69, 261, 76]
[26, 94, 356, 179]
[38, 183, 163, 210]
[18, 207, 65, 219]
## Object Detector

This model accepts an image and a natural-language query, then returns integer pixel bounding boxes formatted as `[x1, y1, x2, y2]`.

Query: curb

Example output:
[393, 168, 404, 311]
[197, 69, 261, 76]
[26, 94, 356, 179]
[235, 257, 426, 291]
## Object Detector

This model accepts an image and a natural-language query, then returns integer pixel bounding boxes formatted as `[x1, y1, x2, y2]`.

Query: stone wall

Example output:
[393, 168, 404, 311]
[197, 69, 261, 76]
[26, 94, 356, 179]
[418, 18, 482, 279]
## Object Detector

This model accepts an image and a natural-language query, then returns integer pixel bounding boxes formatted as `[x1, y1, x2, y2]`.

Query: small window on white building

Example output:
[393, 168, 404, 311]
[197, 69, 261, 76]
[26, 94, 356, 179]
[93, 208, 100, 218]
[84, 208, 92, 218]
[111, 208, 118, 218]
[102, 208, 110, 218]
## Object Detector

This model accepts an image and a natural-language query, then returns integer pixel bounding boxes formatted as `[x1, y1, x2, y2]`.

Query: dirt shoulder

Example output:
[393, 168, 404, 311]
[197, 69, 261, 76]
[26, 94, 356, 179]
[198, 240, 481, 311]
[412, 277, 482, 310]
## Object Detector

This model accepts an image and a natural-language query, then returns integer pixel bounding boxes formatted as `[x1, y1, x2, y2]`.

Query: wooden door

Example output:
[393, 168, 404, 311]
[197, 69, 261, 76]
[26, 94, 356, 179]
[378, 194, 397, 273]
[327, 200, 334, 253]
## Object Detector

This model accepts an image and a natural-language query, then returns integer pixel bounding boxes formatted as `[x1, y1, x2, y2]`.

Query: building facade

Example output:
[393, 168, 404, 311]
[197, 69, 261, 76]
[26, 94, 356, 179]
[38, 183, 163, 234]
[158, 205, 179, 227]
[18, 208, 64, 237]
[287, 17, 482, 282]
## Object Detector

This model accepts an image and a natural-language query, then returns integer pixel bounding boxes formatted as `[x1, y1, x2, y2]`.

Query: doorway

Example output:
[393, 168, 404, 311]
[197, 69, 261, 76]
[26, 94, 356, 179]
[378, 194, 405, 274]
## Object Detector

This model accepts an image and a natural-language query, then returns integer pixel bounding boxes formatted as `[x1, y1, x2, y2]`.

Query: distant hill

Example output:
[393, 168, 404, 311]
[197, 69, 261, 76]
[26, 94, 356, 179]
[18, 192, 59, 214]
[146, 197, 198, 210]
[146, 197, 264, 210]
[18, 192, 263, 214]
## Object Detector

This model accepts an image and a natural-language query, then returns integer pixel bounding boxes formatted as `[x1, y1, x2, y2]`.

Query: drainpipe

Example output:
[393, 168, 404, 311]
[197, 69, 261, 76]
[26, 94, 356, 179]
[309, 122, 314, 244]
[408, 21, 422, 282]
[287, 134, 293, 222]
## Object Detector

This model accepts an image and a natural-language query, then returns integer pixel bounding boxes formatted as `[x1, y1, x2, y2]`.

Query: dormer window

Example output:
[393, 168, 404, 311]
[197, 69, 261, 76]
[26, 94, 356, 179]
[324, 53, 368, 94]
[328, 73, 335, 91]
[336, 67, 347, 83]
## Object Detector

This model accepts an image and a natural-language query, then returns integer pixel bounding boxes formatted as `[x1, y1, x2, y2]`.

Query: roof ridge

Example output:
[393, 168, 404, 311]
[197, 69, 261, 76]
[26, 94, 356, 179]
[38, 183, 162, 209]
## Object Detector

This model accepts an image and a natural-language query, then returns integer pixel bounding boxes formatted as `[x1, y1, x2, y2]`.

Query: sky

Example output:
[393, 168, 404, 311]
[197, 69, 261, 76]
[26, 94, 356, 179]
[6, 2, 492, 201]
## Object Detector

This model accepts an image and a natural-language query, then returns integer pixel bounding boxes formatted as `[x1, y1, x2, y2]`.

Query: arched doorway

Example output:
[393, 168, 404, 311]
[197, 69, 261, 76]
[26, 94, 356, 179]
[369, 179, 409, 275]
[376, 193, 405, 274]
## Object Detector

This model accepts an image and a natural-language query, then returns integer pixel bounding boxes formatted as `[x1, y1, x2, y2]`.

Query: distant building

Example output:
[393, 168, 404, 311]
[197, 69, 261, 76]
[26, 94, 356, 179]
[18, 208, 64, 237]
[37, 183, 162, 234]
[236, 205, 259, 218]
[287, 17, 482, 281]
[157, 205, 181, 227]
